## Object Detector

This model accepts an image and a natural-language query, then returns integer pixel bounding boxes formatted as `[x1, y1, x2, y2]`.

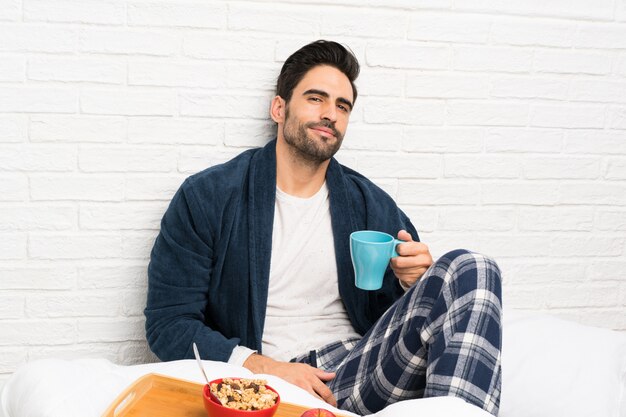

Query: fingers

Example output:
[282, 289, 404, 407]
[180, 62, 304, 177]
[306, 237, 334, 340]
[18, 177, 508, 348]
[395, 241, 428, 257]
[297, 369, 337, 407]
[392, 264, 429, 275]
[394, 267, 428, 281]
[391, 253, 432, 269]
[312, 379, 337, 407]
[273, 363, 337, 407]
[310, 368, 336, 405]
[313, 369, 336, 382]
[390, 239, 433, 285]
[397, 229, 414, 242]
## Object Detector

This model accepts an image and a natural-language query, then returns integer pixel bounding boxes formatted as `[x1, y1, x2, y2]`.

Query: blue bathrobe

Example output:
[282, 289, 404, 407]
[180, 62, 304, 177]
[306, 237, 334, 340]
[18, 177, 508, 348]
[145, 139, 420, 363]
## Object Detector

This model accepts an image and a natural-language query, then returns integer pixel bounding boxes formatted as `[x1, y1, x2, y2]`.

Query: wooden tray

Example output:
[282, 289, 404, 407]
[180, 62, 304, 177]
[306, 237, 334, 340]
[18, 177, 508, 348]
[101, 373, 344, 417]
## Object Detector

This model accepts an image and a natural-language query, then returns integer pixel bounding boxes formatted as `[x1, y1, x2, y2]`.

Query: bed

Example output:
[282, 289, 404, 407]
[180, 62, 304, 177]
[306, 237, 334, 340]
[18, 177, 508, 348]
[2, 308, 625, 417]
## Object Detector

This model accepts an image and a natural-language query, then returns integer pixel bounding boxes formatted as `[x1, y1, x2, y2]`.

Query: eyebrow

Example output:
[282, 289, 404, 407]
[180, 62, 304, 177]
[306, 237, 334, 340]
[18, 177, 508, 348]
[303, 89, 353, 111]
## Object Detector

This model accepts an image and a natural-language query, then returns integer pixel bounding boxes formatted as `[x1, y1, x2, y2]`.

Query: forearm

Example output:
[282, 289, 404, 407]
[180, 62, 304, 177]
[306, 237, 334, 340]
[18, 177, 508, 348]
[145, 311, 239, 362]
[242, 352, 278, 374]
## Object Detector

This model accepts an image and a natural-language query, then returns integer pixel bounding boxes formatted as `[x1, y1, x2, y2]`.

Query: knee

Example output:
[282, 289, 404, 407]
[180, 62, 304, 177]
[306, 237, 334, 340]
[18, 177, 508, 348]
[437, 249, 502, 298]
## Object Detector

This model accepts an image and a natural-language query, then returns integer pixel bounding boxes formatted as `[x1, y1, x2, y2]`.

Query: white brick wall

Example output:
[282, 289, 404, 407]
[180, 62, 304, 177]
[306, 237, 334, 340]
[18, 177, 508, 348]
[1, 0, 625, 389]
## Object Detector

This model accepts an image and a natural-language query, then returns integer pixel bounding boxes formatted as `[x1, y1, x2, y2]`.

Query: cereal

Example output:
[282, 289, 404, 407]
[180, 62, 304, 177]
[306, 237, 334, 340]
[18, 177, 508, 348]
[210, 378, 278, 411]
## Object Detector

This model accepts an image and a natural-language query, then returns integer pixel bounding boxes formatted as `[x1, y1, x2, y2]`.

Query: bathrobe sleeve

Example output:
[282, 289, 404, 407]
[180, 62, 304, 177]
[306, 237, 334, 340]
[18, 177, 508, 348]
[144, 179, 240, 362]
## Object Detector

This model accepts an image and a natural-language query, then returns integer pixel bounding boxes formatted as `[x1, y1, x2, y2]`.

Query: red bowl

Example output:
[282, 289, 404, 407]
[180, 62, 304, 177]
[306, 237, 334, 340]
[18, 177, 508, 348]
[202, 378, 280, 417]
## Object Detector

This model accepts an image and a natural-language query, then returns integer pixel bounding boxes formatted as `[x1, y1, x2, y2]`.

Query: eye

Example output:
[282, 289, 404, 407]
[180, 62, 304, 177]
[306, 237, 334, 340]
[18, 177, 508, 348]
[338, 104, 349, 112]
[308, 97, 322, 102]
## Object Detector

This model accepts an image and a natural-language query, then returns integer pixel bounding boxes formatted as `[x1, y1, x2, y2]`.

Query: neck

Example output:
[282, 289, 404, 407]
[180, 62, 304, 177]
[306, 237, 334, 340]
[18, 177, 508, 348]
[275, 136, 330, 198]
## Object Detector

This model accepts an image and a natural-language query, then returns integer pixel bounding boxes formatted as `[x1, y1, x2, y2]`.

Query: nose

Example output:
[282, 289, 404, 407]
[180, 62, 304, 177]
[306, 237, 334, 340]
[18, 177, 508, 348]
[320, 102, 337, 123]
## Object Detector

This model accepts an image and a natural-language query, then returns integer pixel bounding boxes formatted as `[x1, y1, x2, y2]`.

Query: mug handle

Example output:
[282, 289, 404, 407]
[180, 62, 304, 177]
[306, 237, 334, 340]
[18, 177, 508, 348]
[391, 239, 405, 258]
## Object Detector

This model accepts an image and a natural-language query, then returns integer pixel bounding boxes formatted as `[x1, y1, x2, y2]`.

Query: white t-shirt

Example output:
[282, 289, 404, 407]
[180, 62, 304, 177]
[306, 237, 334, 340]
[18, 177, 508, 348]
[228, 182, 360, 365]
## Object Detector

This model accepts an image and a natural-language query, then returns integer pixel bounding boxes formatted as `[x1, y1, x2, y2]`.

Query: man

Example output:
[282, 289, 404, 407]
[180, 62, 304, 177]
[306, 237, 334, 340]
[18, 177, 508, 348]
[145, 40, 502, 415]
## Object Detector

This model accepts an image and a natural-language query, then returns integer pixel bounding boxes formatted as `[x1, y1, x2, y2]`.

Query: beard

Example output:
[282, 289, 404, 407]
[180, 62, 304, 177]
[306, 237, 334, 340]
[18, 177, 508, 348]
[282, 106, 344, 165]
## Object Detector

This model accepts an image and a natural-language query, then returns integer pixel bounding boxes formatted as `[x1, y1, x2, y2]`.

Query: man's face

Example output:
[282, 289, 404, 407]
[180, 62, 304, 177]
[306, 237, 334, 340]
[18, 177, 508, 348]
[280, 65, 354, 164]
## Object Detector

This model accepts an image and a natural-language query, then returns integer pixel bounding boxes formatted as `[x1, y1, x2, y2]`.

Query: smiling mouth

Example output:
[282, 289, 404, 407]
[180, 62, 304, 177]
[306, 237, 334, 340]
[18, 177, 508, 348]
[310, 126, 336, 138]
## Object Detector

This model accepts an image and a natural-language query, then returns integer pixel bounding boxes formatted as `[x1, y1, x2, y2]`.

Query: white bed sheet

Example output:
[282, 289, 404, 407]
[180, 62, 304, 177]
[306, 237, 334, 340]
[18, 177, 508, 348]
[2, 309, 625, 417]
[0, 358, 490, 417]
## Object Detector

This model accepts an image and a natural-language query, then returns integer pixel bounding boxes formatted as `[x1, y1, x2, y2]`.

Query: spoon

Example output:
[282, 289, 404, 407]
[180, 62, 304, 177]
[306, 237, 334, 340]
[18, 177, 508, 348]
[193, 342, 222, 404]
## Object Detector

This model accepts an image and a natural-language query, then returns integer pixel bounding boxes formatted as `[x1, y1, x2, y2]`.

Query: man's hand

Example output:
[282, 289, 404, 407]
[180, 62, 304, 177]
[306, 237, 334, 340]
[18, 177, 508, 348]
[243, 353, 337, 407]
[390, 230, 433, 288]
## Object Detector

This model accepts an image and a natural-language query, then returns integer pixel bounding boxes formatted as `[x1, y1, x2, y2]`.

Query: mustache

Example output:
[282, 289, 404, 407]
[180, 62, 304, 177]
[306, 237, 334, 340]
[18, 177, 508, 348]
[305, 120, 341, 138]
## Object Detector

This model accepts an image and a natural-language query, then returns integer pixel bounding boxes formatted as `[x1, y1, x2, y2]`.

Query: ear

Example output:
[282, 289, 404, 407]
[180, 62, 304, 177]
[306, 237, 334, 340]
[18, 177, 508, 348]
[270, 95, 286, 124]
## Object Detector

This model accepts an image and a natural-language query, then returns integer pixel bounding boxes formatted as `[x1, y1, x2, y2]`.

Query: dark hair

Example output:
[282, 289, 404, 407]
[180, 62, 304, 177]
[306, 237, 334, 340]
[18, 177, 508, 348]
[276, 40, 360, 105]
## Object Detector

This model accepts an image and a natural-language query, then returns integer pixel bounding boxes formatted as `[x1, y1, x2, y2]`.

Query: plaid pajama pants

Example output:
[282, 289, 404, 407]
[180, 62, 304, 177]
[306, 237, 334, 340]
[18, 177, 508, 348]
[291, 249, 502, 416]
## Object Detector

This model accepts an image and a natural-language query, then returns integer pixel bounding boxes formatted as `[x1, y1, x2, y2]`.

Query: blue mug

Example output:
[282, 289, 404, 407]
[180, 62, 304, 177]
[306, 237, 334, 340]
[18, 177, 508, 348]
[350, 230, 403, 290]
